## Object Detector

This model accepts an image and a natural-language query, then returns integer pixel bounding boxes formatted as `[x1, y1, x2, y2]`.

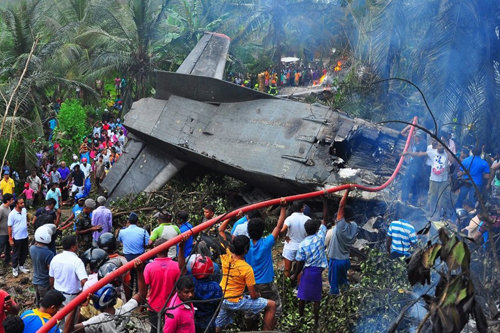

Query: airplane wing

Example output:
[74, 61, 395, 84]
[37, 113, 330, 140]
[102, 32, 231, 200]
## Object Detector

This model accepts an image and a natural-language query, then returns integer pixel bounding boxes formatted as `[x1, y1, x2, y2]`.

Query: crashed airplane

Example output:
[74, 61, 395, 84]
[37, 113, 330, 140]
[102, 32, 406, 200]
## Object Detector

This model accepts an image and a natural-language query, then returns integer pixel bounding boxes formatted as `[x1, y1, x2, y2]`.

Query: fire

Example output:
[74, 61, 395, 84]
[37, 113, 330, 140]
[313, 74, 327, 86]
[334, 61, 342, 72]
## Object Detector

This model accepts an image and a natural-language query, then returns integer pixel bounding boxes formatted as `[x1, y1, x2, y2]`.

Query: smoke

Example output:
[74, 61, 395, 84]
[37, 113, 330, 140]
[345, 0, 500, 148]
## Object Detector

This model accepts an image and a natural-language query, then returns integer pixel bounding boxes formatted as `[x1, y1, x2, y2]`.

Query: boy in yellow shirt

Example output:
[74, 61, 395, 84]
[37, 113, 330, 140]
[216, 219, 276, 332]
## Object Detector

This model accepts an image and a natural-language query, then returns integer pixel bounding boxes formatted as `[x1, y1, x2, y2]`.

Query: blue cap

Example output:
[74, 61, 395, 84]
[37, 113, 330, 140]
[128, 212, 138, 222]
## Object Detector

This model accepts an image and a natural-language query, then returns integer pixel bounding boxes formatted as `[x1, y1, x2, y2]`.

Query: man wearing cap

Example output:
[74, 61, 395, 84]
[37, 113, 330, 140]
[69, 155, 80, 172]
[92, 196, 113, 241]
[8, 198, 29, 277]
[117, 212, 149, 291]
[0, 172, 14, 197]
[49, 235, 88, 305]
[61, 194, 85, 232]
[30, 224, 56, 305]
[75, 199, 101, 254]
[148, 211, 180, 258]
[80, 158, 92, 179]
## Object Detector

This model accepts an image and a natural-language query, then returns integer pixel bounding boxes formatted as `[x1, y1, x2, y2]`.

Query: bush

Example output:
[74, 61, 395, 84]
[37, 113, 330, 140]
[54, 98, 91, 162]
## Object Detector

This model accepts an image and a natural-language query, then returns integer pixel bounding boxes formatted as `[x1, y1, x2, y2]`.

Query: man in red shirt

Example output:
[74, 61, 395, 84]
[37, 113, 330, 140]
[144, 238, 185, 333]
[0, 289, 19, 333]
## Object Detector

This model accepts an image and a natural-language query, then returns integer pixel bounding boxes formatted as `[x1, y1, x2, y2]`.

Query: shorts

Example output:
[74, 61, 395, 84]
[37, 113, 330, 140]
[282, 248, 297, 261]
[215, 295, 267, 328]
[245, 282, 282, 318]
[72, 185, 83, 194]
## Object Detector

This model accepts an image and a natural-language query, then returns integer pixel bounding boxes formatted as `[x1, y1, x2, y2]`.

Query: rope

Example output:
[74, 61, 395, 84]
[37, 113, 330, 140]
[37, 117, 418, 333]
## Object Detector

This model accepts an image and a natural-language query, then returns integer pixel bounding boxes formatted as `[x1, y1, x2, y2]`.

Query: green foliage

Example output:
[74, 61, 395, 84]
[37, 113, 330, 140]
[54, 98, 91, 161]
[0, 138, 24, 173]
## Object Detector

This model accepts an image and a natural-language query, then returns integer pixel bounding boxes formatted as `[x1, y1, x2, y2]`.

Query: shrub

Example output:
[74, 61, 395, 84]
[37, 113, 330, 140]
[54, 98, 91, 162]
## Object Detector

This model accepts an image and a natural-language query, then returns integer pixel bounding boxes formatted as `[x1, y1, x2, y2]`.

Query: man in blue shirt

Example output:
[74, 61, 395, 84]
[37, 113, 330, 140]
[456, 147, 490, 208]
[60, 194, 85, 231]
[117, 212, 149, 291]
[175, 211, 193, 256]
[30, 225, 56, 306]
[244, 199, 286, 330]
[48, 118, 57, 141]
[21, 289, 65, 333]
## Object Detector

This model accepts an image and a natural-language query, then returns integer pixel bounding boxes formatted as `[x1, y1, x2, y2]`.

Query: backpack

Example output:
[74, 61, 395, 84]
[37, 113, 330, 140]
[34, 209, 56, 230]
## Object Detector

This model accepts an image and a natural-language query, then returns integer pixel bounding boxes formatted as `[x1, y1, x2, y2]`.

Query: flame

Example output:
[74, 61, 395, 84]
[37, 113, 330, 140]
[313, 74, 327, 86]
[334, 61, 342, 72]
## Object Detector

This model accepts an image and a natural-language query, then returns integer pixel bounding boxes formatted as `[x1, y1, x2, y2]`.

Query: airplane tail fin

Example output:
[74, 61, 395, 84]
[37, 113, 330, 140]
[176, 32, 231, 79]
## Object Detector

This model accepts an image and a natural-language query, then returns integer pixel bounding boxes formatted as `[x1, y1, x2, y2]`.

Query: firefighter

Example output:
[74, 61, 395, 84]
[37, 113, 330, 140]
[268, 80, 278, 96]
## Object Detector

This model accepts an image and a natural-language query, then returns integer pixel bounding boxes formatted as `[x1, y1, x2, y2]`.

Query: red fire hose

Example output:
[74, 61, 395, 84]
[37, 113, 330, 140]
[38, 117, 417, 332]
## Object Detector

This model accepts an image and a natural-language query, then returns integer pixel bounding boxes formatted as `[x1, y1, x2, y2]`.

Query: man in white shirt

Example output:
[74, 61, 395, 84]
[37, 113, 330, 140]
[49, 235, 88, 305]
[280, 201, 310, 278]
[27, 169, 42, 204]
[406, 141, 452, 219]
[80, 158, 92, 179]
[8, 198, 30, 277]
[232, 220, 249, 238]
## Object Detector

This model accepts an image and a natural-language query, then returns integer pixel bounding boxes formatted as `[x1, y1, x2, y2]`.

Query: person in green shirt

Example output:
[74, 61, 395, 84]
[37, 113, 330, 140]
[148, 211, 180, 258]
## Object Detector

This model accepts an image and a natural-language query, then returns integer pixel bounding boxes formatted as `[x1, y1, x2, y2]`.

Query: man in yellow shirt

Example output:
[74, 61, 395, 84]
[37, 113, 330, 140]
[216, 220, 276, 332]
[0, 172, 15, 196]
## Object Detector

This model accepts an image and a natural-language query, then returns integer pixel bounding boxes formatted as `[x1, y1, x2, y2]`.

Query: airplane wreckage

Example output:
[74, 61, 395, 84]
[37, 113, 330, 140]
[102, 32, 407, 201]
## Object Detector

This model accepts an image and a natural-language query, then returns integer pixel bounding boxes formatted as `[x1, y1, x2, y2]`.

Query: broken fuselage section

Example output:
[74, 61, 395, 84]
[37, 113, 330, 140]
[102, 33, 405, 200]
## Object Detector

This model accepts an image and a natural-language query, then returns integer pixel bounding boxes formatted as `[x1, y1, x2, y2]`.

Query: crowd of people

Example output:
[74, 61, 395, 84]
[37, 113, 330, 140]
[0, 170, 367, 333]
[0, 85, 498, 332]
[226, 61, 336, 95]
[399, 123, 500, 253]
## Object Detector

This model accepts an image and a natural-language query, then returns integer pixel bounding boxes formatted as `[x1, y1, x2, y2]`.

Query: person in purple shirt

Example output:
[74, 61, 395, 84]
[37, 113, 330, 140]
[57, 161, 71, 203]
[91, 196, 113, 241]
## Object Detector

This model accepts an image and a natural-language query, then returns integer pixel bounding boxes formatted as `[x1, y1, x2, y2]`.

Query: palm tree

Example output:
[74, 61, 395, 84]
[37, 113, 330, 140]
[345, 0, 500, 148]
[154, 0, 228, 70]
[218, 0, 348, 76]
[74, 0, 172, 100]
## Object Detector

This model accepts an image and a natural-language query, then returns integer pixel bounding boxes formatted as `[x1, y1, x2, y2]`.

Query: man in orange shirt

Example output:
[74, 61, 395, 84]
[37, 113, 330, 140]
[216, 221, 276, 332]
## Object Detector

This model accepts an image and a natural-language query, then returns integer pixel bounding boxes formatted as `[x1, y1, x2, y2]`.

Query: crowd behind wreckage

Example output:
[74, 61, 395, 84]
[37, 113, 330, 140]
[0, 94, 499, 332]
[227, 61, 336, 95]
